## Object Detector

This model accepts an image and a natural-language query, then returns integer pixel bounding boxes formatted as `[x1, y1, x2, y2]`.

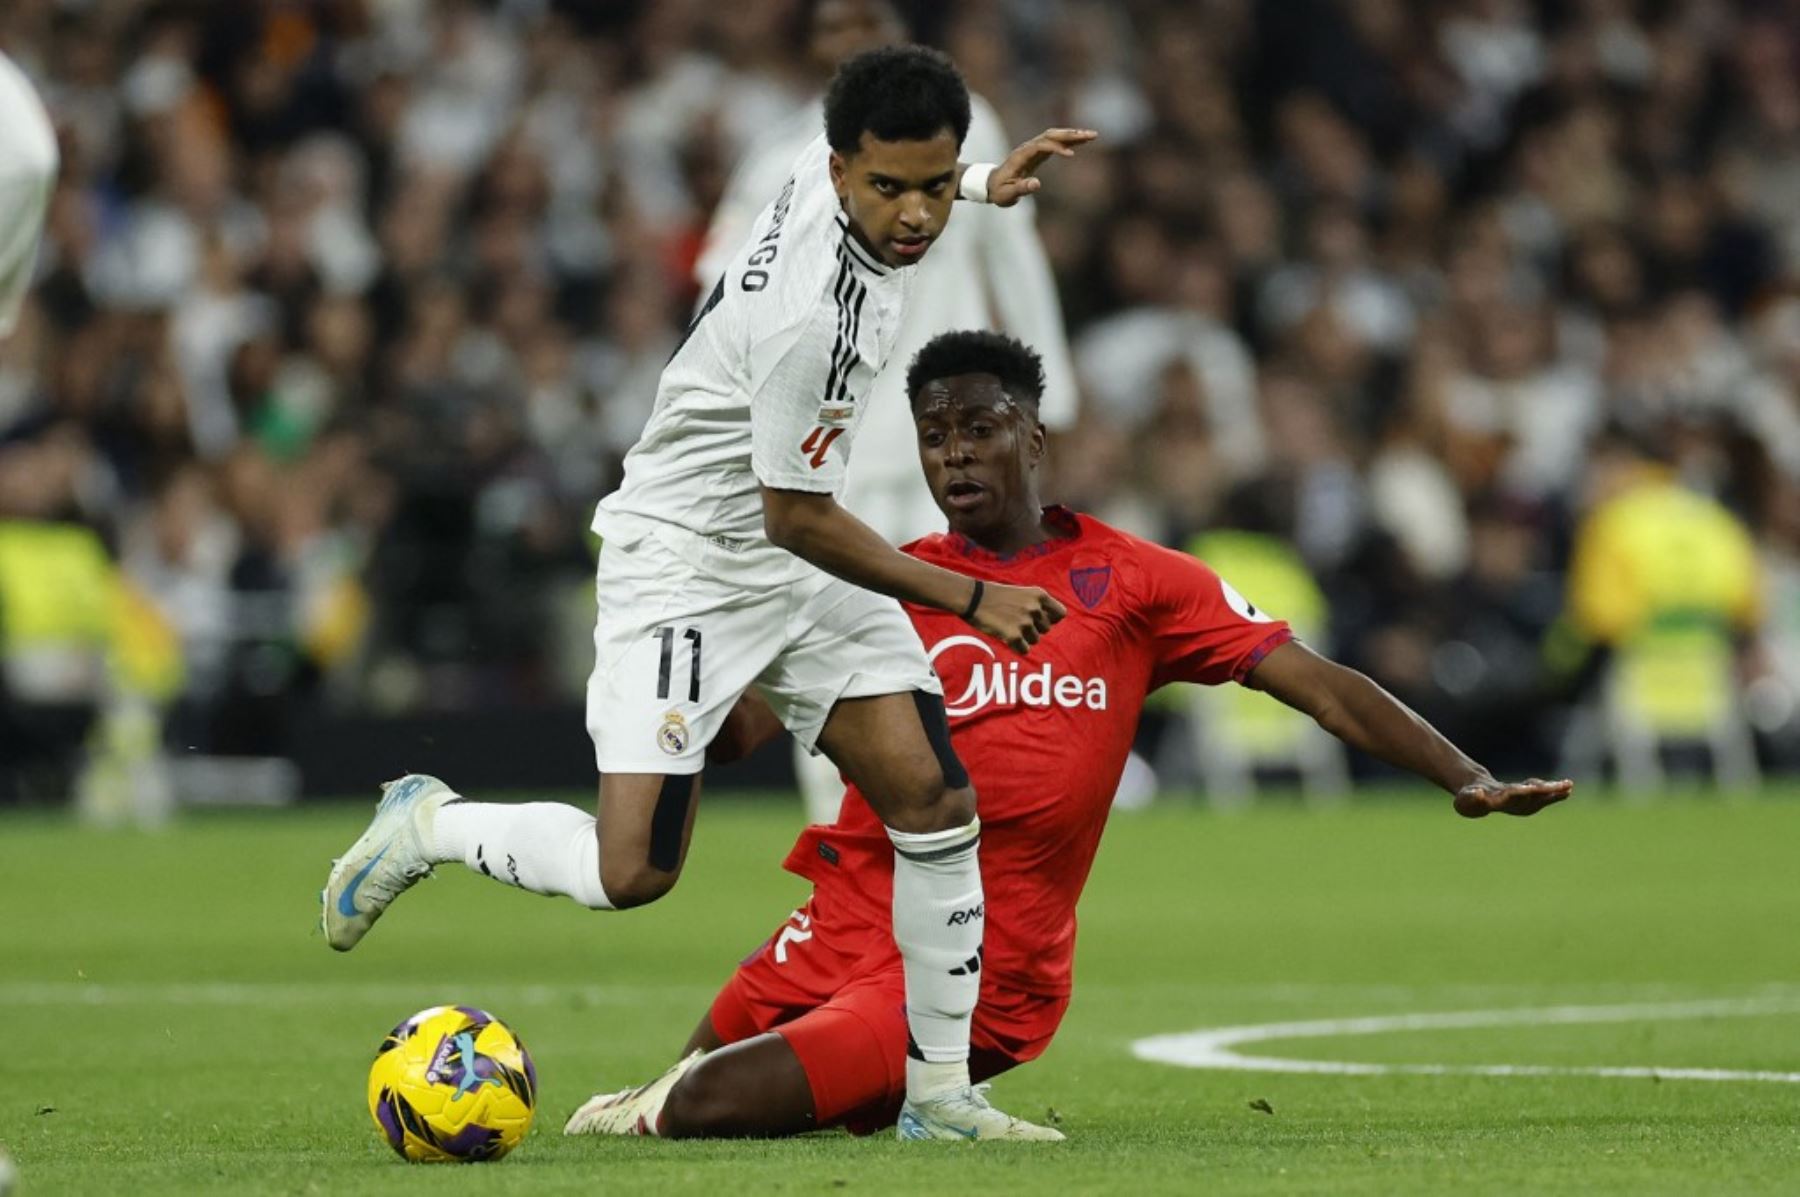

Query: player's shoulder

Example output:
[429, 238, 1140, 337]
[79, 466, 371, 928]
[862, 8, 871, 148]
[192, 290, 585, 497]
[746, 136, 833, 253]
[776, 135, 843, 249]
[1054, 511, 1222, 615]
[1065, 511, 1196, 572]
[900, 511, 1214, 594]
[721, 135, 855, 335]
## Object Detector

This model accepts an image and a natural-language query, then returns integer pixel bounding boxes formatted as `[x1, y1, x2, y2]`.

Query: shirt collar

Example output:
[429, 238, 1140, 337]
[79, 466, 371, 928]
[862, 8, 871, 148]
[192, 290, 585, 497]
[834, 214, 894, 277]
[947, 506, 1084, 564]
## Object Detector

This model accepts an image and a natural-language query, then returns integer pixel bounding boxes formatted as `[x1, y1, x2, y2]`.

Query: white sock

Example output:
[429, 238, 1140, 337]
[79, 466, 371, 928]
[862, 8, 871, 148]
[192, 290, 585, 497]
[888, 817, 983, 1101]
[430, 801, 613, 909]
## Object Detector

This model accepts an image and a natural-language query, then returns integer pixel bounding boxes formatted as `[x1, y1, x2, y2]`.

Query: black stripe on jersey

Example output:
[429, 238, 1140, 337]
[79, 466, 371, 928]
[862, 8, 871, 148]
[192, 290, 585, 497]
[838, 281, 867, 406]
[822, 243, 871, 407]
[823, 254, 855, 410]
[833, 213, 892, 275]
[825, 255, 868, 407]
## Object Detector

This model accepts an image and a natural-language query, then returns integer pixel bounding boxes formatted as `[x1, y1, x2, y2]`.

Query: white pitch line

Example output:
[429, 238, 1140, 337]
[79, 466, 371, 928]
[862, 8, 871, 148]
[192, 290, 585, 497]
[1131, 997, 1800, 1084]
[0, 980, 717, 1008]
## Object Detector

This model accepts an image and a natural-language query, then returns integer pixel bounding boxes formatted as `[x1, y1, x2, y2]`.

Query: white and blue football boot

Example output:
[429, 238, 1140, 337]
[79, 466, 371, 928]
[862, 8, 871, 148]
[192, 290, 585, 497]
[897, 1084, 1065, 1142]
[320, 774, 457, 951]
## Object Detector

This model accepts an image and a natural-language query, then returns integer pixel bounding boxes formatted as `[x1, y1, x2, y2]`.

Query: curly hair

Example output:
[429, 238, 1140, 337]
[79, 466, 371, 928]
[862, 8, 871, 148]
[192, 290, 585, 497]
[824, 45, 971, 154]
[906, 330, 1045, 409]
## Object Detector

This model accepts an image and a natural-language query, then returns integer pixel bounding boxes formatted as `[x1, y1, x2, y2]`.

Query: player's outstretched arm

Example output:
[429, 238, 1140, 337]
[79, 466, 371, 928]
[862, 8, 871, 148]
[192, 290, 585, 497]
[961, 128, 1098, 208]
[761, 487, 1064, 654]
[1245, 641, 1573, 817]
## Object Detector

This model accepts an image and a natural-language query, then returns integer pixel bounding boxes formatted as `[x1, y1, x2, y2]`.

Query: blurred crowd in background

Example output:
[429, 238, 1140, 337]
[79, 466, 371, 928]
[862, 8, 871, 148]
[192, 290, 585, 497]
[3, 0, 1800, 808]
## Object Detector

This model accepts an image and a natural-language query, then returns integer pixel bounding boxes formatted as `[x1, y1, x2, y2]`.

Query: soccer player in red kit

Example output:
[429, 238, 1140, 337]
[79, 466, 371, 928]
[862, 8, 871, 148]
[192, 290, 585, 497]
[563, 331, 1573, 1140]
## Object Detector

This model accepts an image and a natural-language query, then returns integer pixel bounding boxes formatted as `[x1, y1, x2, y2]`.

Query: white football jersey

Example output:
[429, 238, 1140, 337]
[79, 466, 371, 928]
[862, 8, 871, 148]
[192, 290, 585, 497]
[0, 52, 58, 338]
[595, 135, 914, 587]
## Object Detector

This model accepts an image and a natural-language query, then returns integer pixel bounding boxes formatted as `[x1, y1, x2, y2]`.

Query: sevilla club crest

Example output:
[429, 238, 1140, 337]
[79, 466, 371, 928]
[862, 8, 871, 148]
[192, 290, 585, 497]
[1069, 564, 1112, 610]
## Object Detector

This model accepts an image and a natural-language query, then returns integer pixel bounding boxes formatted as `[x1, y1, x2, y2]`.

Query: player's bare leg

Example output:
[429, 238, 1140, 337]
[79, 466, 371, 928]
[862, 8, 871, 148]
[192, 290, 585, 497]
[593, 772, 705, 906]
[668, 1033, 816, 1138]
[427, 771, 704, 908]
[815, 691, 1062, 1141]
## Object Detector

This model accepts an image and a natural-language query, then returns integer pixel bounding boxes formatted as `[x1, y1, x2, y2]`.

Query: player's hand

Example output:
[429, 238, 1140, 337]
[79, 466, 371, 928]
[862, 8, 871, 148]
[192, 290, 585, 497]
[968, 582, 1066, 654]
[1453, 777, 1574, 819]
[987, 128, 1099, 207]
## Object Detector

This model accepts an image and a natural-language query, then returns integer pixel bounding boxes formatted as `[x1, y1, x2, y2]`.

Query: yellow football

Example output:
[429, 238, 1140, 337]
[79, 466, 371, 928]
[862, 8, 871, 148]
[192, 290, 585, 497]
[366, 1005, 536, 1163]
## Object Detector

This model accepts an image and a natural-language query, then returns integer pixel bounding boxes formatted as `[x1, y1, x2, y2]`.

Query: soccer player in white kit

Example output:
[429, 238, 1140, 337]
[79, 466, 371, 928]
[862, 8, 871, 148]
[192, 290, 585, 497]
[322, 46, 1096, 1140]
[694, 0, 1084, 825]
[0, 51, 58, 340]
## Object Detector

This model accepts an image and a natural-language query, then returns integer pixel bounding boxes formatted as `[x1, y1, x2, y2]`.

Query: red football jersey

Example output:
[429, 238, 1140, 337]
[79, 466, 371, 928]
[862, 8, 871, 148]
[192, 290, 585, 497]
[783, 507, 1293, 998]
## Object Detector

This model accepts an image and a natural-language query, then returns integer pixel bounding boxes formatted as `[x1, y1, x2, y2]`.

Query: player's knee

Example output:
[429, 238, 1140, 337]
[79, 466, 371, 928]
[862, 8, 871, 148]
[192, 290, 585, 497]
[599, 859, 681, 910]
[881, 779, 976, 835]
[893, 690, 975, 833]
[920, 783, 977, 832]
[659, 1058, 742, 1138]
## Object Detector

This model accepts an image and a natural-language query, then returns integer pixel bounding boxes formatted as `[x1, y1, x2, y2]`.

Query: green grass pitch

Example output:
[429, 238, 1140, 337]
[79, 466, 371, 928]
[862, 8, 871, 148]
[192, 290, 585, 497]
[3, 787, 1799, 1195]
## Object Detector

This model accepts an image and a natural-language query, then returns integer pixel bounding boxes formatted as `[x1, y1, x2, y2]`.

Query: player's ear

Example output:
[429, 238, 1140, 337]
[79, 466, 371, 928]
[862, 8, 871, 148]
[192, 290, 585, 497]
[1027, 419, 1046, 464]
[829, 150, 848, 202]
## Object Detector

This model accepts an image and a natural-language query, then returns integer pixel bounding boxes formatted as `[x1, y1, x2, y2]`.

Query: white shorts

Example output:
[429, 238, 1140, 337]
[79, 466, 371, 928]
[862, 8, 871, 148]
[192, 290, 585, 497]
[585, 531, 940, 775]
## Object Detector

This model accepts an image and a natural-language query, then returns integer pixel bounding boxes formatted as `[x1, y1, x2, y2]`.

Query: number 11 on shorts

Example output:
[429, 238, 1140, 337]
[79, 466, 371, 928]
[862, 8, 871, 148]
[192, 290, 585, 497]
[654, 626, 703, 702]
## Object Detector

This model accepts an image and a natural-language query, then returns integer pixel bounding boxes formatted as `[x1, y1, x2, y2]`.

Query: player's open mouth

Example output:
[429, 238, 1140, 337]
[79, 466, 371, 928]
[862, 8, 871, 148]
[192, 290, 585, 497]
[944, 479, 985, 510]
[891, 236, 931, 259]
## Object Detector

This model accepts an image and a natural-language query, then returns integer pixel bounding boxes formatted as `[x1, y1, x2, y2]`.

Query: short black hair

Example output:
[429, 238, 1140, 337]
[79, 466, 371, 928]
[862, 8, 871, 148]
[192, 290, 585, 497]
[824, 46, 971, 154]
[907, 330, 1045, 410]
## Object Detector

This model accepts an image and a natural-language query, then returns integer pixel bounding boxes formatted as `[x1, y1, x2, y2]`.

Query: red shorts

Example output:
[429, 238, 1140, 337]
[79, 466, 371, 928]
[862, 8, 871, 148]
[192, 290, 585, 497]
[706, 889, 1068, 1135]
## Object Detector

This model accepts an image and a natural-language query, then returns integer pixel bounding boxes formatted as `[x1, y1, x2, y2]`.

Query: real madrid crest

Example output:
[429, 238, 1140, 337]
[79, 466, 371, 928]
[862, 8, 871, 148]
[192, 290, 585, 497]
[658, 710, 689, 756]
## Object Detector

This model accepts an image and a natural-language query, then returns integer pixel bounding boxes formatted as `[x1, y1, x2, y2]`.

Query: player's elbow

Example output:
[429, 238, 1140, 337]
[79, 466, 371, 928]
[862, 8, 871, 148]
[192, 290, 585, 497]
[762, 505, 802, 552]
[1306, 689, 1352, 742]
[760, 492, 820, 554]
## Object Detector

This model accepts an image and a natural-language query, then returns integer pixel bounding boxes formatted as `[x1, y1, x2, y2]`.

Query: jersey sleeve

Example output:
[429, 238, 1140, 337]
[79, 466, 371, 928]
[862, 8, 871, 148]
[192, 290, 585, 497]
[1140, 544, 1294, 688]
[730, 133, 863, 494]
[748, 295, 855, 493]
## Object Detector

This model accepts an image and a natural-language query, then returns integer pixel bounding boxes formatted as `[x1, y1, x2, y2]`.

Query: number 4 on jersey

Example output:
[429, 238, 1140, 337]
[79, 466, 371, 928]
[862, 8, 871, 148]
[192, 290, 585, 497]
[801, 425, 844, 469]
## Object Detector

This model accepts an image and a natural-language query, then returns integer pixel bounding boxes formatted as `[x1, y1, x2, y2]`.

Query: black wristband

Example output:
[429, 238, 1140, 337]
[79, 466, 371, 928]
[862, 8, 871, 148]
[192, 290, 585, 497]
[961, 579, 985, 621]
